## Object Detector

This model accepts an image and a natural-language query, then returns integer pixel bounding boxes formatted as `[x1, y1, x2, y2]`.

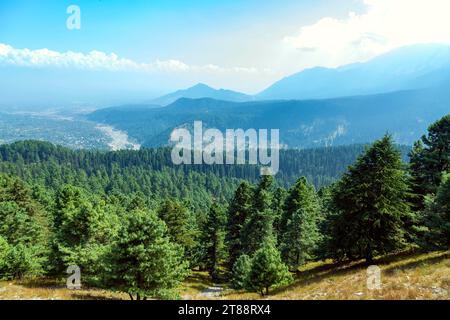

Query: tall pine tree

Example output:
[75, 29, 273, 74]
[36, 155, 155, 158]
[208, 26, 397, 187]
[202, 202, 227, 280]
[247, 238, 292, 296]
[409, 115, 450, 206]
[241, 176, 275, 254]
[328, 135, 413, 263]
[422, 173, 450, 248]
[279, 177, 322, 270]
[105, 208, 189, 300]
[226, 181, 253, 271]
[157, 199, 198, 263]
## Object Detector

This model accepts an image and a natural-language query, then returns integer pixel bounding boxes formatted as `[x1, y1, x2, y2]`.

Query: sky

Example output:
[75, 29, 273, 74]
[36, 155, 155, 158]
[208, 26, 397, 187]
[1, 0, 450, 107]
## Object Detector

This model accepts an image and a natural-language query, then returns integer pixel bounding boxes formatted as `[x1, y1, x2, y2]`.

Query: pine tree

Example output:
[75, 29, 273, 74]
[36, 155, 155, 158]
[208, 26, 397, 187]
[157, 199, 198, 262]
[231, 254, 252, 289]
[408, 140, 427, 210]
[0, 174, 49, 279]
[0, 236, 10, 277]
[202, 202, 227, 280]
[278, 177, 321, 269]
[247, 239, 292, 296]
[316, 185, 336, 260]
[226, 181, 253, 271]
[105, 208, 189, 300]
[281, 208, 321, 270]
[328, 135, 413, 263]
[242, 176, 275, 253]
[422, 174, 450, 248]
[272, 187, 287, 241]
[409, 115, 450, 205]
[53, 185, 120, 280]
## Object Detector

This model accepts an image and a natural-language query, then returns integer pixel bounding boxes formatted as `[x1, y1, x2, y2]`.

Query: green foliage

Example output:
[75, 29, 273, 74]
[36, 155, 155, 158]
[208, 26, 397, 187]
[247, 240, 292, 296]
[105, 208, 189, 300]
[278, 177, 322, 269]
[0, 236, 10, 276]
[201, 203, 227, 280]
[2, 243, 46, 279]
[157, 199, 198, 263]
[272, 187, 287, 241]
[231, 254, 252, 289]
[281, 208, 322, 270]
[226, 181, 253, 271]
[0, 127, 445, 294]
[0, 174, 49, 279]
[421, 174, 450, 248]
[242, 176, 276, 253]
[409, 115, 450, 206]
[328, 135, 413, 262]
[53, 185, 120, 281]
[0, 141, 410, 198]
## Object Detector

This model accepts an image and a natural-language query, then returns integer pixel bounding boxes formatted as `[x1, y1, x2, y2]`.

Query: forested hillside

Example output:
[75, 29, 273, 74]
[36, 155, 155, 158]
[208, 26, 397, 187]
[0, 141, 410, 197]
[88, 86, 450, 148]
[0, 115, 448, 300]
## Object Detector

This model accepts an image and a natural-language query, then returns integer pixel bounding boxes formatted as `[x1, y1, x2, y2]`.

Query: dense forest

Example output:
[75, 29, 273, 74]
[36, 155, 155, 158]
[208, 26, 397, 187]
[0, 142, 410, 210]
[0, 115, 448, 299]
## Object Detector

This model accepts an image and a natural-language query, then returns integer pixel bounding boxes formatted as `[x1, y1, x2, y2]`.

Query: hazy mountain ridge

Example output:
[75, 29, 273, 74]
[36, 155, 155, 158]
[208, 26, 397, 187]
[257, 44, 450, 100]
[149, 83, 253, 106]
[88, 85, 450, 148]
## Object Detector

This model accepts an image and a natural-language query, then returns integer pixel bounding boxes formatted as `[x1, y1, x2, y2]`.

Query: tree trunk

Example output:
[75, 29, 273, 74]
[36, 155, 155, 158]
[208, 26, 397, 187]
[265, 286, 269, 295]
[129, 293, 134, 300]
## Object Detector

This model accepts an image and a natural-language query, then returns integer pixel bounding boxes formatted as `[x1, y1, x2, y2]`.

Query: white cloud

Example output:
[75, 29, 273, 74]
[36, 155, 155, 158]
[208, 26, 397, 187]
[0, 43, 262, 75]
[283, 0, 450, 67]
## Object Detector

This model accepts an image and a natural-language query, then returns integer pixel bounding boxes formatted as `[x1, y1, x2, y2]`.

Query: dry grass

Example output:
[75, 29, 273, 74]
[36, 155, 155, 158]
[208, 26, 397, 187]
[0, 278, 127, 300]
[0, 250, 448, 300]
[218, 249, 450, 300]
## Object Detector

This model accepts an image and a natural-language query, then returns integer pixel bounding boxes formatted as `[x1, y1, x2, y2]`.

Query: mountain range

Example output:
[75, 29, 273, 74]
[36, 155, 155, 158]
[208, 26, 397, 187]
[87, 44, 450, 149]
[88, 84, 450, 148]
[149, 44, 450, 104]
[257, 44, 450, 100]
[148, 83, 253, 106]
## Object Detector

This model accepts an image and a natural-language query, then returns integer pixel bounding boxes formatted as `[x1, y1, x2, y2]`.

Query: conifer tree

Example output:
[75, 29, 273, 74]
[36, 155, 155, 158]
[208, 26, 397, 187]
[0, 174, 49, 279]
[278, 177, 321, 267]
[202, 202, 227, 280]
[157, 199, 198, 262]
[272, 187, 287, 241]
[105, 208, 189, 300]
[281, 208, 321, 270]
[53, 185, 120, 279]
[422, 174, 450, 248]
[231, 254, 252, 289]
[242, 176, 275, 253]
[409, 115, 450, 205]
[408, 140, 427, 210]
[0, 236, 10, 277]
[226, 181, 253, 271]
[247, 239, 292, 296]
[328, 135, 413, 263]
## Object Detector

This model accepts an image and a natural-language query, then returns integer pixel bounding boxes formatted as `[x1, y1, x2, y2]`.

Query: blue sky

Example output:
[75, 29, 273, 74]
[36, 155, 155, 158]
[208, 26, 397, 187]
[1, 0, 449, 107]
[0, 0, 359, 62]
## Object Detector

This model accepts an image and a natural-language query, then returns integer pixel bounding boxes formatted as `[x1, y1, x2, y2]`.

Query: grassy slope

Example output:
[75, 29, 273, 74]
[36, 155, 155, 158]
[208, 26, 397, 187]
[0, 250, 448, 300]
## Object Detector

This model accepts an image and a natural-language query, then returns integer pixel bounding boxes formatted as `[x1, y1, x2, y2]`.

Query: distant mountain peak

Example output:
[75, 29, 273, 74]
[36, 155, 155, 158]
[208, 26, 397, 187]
[257, 43, 450, 100]
[190, 83, 213, 89]
[150, 83, 252, 106]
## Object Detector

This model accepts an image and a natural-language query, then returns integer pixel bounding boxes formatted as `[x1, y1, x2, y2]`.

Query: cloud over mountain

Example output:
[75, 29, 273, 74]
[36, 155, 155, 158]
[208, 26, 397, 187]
[0, 43, 260, 75]
[283, 0, 450, 67]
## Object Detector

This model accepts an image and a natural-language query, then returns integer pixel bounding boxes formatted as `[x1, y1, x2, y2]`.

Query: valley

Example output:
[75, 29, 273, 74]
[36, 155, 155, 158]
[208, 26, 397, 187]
[0, 111, 139, 151]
